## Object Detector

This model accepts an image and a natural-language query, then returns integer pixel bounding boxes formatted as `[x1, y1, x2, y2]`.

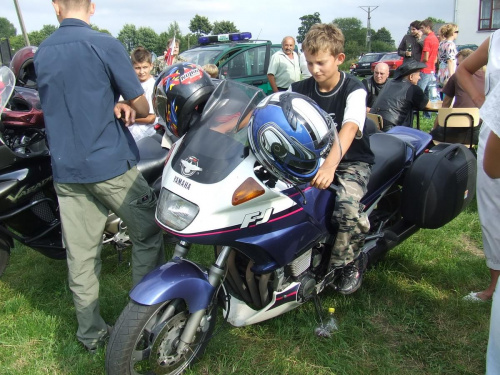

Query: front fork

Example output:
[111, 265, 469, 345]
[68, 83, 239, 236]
[175, 241, 231, 355]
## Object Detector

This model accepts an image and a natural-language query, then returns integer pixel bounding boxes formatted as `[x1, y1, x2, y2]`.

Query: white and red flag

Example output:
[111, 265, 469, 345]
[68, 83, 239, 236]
[165, 36, 176, 65]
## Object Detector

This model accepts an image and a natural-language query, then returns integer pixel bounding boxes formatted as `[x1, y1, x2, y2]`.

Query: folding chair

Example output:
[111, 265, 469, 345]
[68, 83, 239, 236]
[367, 113, 384, 131]
[432, 107, 481, 150]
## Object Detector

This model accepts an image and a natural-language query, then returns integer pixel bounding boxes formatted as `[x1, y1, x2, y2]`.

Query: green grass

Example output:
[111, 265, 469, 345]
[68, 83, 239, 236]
[0, 118, 488, 374]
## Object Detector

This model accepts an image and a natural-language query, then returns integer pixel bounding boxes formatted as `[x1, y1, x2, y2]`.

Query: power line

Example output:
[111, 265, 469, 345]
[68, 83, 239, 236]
[359, 6, 378, 52]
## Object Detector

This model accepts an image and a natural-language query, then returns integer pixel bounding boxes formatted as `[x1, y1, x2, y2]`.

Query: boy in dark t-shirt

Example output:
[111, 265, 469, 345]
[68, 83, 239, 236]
[290, 24, 374, 294]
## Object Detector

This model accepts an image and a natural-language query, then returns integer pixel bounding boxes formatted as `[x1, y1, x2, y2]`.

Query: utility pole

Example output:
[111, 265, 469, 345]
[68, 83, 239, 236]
[13, 0, 30, 46]
[359, 6, 378, 52]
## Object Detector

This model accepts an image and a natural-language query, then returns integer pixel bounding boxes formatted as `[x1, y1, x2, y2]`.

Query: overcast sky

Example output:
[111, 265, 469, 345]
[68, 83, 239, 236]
[5, 0, 455, 47]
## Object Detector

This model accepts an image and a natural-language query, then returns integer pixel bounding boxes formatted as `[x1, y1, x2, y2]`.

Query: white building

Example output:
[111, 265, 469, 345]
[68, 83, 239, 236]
[454, 0, 498, 46]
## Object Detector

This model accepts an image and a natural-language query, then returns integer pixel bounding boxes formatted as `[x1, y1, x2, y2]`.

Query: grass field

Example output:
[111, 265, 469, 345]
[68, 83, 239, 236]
[0, 116, 491, 375]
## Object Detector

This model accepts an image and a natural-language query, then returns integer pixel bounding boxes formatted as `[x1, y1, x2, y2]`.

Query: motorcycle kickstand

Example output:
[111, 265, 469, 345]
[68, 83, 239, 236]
[115, 241, 127, 264]
[312, 292, 326, 327]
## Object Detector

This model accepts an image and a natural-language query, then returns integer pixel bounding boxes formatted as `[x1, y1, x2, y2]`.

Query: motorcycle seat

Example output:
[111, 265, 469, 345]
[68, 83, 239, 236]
[365, 133, 408, 200]
[136, 134, 168, 185]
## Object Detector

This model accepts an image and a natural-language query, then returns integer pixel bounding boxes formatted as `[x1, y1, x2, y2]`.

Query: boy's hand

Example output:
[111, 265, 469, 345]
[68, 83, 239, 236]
[311, 162, 336, 190]
[114, 103, 136, 126]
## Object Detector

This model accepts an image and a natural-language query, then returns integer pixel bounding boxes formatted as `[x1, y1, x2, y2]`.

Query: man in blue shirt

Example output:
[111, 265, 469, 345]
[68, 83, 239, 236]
[34, 0, 164, 353]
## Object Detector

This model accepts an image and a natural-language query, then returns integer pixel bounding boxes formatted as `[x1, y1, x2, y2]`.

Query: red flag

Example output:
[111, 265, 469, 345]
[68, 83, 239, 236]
[165, 36, 176, 66]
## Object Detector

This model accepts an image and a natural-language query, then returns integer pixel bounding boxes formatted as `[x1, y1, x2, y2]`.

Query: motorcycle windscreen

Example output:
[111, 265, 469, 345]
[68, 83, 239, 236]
[171, 80, 266, 184]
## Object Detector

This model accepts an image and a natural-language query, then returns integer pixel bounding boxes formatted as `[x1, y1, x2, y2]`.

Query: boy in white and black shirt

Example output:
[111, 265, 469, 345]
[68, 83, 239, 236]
[290, 23, 374, 294]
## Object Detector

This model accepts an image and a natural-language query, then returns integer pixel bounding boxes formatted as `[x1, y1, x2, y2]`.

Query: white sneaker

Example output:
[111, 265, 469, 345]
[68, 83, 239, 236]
[463, 291, 489, 302]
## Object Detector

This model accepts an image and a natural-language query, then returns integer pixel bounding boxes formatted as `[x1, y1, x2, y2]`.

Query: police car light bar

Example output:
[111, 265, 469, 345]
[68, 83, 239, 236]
[198, 32, 252, 45]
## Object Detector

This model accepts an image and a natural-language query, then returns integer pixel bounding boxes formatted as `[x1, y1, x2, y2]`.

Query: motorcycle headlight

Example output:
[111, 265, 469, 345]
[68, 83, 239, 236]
[156, 188, 199, 231]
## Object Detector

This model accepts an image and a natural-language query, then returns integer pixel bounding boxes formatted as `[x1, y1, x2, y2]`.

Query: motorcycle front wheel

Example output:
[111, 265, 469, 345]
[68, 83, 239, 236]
[105, 298, 217, 375]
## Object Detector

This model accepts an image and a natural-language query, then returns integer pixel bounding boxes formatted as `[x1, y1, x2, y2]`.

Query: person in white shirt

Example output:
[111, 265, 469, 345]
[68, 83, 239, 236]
[128, 47, 157, 142]
[267, 36, 301, 92]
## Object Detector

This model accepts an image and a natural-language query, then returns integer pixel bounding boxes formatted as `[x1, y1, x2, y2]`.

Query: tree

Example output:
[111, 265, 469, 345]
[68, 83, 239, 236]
[155, 22, 183, 56]
[371, 40, 395, 53]
[136, 27, 158, 52]
[297, 12, 321, 43]
[189, 15, 212, 36]
[9, 35, 24, 53]
[0, 17, 16, 39]
[90, 24, 111, 35]
[27, 25, 57, 46]
[212, 21, 239, 35]
[425, 16, 447, 24]
[118, 24, 138, 52]
[332, 17, 366, 47]
[372, 27, 394, 46]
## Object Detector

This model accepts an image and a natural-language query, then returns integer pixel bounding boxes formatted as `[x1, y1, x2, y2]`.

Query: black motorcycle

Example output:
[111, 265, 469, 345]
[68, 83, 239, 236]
[0, 66, 168, 276]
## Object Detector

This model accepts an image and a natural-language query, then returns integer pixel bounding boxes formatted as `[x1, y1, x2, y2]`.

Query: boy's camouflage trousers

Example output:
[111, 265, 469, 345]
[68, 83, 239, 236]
[329, 161, 372, 267]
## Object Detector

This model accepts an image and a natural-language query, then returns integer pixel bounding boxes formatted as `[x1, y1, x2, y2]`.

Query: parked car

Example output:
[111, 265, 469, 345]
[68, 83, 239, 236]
[178, 32, 282, 94]
[352, 52, 387, 76]
[371, 52, 404, 77]
[457, 44, 478, 52]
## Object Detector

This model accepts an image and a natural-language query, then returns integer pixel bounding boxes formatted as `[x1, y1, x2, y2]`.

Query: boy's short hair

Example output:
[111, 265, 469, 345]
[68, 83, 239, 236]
[409, 20, 421, 29]
[420, 19, 434, 29]
[131, 46, 152, 65]
[202, 64, 218, 78]
[456, 48, 474, 59]
[52, 0, 91, 11]
[302, 23, 345, 57]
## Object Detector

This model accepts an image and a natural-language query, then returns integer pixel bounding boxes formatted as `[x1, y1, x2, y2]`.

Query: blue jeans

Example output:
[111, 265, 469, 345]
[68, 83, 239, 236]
[418, 72, 434, 96]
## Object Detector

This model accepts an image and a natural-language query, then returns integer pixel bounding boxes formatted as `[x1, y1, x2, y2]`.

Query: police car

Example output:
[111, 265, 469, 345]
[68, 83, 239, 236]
[179, 32, 282, 94]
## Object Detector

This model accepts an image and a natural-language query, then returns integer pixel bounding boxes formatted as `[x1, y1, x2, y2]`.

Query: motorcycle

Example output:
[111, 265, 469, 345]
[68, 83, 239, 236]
[105, 79, 477, 374]
[0, 66, 168, 276]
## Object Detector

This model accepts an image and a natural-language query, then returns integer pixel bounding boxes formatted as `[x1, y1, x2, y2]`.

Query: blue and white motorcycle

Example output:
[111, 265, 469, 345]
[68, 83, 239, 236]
[105, 80, 476, 375]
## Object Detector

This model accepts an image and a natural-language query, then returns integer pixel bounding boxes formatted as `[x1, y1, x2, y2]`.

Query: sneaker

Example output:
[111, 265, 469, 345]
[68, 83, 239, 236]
[335, 253, 367, 295]
[83, 325, 113, 354]
[463, 291, 490, 302]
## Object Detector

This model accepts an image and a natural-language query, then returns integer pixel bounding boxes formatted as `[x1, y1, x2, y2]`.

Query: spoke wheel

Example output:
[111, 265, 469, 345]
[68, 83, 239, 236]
[106, 298, 217, 375]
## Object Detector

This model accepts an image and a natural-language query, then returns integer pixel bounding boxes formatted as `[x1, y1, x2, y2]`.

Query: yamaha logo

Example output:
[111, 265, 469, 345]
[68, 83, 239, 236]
[180, 156, 203, 177]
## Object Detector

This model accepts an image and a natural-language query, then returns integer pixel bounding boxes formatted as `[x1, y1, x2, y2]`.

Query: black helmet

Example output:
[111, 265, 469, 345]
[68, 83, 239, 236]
[153, 62, 214, 137]
[9, 46, 38, 89]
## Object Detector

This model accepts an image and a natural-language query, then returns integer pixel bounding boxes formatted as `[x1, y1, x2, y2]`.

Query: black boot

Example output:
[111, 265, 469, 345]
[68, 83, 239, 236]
[335, 253, 367, 295]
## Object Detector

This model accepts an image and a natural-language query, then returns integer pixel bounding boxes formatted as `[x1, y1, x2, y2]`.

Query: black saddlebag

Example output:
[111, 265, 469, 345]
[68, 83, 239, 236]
[401, 143, 476, 229]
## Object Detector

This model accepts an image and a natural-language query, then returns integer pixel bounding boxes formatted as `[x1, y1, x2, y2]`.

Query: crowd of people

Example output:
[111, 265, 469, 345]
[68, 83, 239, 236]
[6, 1, 496, 372]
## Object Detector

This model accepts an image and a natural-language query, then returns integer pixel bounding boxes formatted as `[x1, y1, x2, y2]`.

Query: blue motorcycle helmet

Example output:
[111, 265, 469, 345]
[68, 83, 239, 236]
[248, 92, 335, 185]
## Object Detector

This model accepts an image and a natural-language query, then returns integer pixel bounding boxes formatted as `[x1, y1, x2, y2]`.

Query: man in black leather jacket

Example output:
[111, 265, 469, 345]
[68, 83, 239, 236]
[369, 60, 430, 131]
[362, 62, 389, 111]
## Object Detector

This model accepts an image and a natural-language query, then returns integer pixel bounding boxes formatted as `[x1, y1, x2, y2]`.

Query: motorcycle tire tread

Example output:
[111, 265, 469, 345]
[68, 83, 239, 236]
[105, 299, 216, 375]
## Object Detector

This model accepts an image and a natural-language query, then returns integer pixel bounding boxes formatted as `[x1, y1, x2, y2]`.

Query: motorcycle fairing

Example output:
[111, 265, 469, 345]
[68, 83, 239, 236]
[223, 282, 303, 327]
[130, 258, 215, 312]
[158, 148, 338, 270]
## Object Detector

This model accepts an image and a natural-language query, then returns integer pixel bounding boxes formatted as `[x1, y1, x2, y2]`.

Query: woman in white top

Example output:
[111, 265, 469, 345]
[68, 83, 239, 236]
[457, 29, 500, 375]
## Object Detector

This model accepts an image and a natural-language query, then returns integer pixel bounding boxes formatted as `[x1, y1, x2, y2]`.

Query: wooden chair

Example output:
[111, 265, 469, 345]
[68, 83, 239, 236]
[367, 113, 384, 130]
[433, 107, 481, 149]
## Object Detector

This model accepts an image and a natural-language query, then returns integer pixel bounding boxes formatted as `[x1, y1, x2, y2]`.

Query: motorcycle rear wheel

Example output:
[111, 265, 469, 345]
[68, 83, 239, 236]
[0, 238, 10, 277]
[105, 298, 217, 375]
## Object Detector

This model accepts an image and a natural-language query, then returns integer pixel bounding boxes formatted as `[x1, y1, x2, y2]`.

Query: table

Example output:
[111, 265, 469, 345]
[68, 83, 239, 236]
[414, 101, 442, 129]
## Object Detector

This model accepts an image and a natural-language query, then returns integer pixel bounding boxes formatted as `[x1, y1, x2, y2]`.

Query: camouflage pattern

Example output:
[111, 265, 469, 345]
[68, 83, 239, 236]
[152, 56, 186, 76]
[329, 161, 372, 267]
